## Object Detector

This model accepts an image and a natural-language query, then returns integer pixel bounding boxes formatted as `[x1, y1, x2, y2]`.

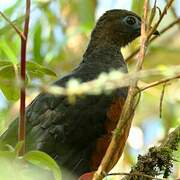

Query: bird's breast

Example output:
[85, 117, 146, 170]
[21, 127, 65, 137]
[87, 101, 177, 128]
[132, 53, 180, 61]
[89, 96, 126, 171]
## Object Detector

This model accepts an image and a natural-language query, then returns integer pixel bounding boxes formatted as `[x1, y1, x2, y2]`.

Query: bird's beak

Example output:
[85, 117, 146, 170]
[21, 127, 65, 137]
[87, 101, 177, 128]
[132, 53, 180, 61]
[153, 29, 160, 35]
[136, 23, 160, 36]
[149, 25, 160, 35]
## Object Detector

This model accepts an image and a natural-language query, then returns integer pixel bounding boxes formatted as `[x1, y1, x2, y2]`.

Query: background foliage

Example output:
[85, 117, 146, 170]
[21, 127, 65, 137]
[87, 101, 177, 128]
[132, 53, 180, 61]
[0, 0, 179, 179]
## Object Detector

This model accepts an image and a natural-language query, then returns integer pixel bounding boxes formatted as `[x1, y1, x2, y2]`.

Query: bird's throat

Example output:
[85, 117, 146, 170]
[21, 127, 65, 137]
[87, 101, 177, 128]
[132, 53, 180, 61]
[83, 41, 121, 59]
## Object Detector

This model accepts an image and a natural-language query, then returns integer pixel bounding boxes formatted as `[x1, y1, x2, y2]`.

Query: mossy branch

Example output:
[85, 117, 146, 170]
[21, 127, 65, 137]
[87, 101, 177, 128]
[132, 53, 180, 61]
[121, 125, 180, 180]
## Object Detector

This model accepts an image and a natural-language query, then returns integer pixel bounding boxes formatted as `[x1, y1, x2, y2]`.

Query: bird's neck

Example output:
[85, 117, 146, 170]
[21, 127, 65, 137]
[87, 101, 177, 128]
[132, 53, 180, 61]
[83, 41, 122, 61]
[82, 41, 127, 73]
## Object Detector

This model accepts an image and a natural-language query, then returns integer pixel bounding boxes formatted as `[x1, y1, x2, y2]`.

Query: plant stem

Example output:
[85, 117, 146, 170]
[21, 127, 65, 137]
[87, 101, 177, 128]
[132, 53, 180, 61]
[140, 74, 180, 92]
[19, 0, 31, 156]
[0, 11, 25, 40]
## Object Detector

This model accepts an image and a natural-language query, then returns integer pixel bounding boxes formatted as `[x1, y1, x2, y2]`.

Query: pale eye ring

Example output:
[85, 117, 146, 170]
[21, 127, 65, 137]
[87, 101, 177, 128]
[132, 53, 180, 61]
[123, 16, 139, 27]
[126, 16, 136, 25]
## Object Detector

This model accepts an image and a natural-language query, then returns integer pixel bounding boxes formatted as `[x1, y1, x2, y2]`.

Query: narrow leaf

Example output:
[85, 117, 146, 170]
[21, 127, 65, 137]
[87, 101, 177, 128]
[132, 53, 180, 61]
[24, 151, 61, 180]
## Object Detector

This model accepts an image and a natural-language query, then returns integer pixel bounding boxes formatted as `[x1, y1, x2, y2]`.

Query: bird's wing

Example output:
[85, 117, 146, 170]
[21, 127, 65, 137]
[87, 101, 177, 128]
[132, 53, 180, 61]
[1, 89, 115, 174]
[0, 61, 128, 175]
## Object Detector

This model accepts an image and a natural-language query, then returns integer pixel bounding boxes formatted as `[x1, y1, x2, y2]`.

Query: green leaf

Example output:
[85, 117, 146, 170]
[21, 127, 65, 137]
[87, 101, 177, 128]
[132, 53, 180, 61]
[60, 0, 95, 27]
[0, 61, 13, 68]
[131, 0, 145, 16]
[26, 61, 57, 78]
[0, 40, 18, 64]
[0, 64, 16, 78]
[0, 64, 19, 101]
[33, 24, 43, 63]
[0, 83, 19, 101]
[4, 0, 21, 16]
[14, 141, 24, 155]
[0, 150, 16, 159]
[0, 16, 24, 35]
[0, 61, 56, 100]
[24, 151, 61, 180]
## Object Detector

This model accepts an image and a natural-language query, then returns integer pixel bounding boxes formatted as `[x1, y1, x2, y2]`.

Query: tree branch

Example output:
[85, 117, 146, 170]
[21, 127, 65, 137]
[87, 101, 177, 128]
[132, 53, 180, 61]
[107, 172, 163, 180]
[122, 125, 180, 180]
[147, 0, 175, 39]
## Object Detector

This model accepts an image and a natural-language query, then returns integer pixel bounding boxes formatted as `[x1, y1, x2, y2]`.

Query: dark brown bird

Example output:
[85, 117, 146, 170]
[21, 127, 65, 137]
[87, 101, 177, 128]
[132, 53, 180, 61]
[0, 9, 158, 179]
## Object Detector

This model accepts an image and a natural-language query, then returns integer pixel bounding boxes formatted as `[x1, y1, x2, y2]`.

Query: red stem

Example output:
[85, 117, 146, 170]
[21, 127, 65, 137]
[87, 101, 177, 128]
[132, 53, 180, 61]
[19, 0, 31, 156]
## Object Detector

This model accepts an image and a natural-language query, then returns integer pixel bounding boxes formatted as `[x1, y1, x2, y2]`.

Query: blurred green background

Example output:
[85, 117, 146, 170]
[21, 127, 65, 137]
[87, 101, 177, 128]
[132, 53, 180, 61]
[0, 0, 179, 179]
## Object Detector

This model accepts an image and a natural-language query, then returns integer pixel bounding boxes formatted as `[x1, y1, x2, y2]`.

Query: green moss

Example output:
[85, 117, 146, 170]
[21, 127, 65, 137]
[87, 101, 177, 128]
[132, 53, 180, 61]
[130, 147, 174, 179]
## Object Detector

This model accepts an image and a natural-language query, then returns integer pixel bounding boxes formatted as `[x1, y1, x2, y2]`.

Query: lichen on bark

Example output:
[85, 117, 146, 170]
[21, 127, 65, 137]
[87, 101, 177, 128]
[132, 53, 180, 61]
[123, 125, 180, 180]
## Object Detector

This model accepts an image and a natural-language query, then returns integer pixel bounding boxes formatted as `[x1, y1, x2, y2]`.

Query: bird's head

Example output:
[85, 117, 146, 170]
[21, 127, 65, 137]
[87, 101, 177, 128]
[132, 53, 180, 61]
[90, 9, 158, 48]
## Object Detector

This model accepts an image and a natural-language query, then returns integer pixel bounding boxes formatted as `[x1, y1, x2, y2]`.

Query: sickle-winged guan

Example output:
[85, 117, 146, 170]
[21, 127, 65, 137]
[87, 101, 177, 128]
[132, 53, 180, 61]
[0, 9, 157, 178]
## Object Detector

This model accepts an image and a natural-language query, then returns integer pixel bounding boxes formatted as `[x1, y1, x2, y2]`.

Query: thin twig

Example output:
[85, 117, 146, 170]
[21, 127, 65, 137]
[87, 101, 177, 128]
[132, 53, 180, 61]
[148, 0, 157, 29]
[131, 87, 142, 117]
[126, 17, 180, 62]
[136, 0, 149, 70]
[0, 4, 47, 35]
[164, 0, 180, 29]
[107, 172, 163, 180]
[0, 11, 26, 40]
[150, 18, 180, 41]
[19, 0, 31, 156]
[147, 0, 175, 39]
[159, 83, 166, 119]
[140, 74, 180, 92]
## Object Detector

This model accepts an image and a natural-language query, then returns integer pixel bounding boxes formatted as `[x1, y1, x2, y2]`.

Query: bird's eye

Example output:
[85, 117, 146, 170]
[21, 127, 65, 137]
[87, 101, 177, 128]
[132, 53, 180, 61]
[122, 16, 140, 28]
[125, 16, 136, 25]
